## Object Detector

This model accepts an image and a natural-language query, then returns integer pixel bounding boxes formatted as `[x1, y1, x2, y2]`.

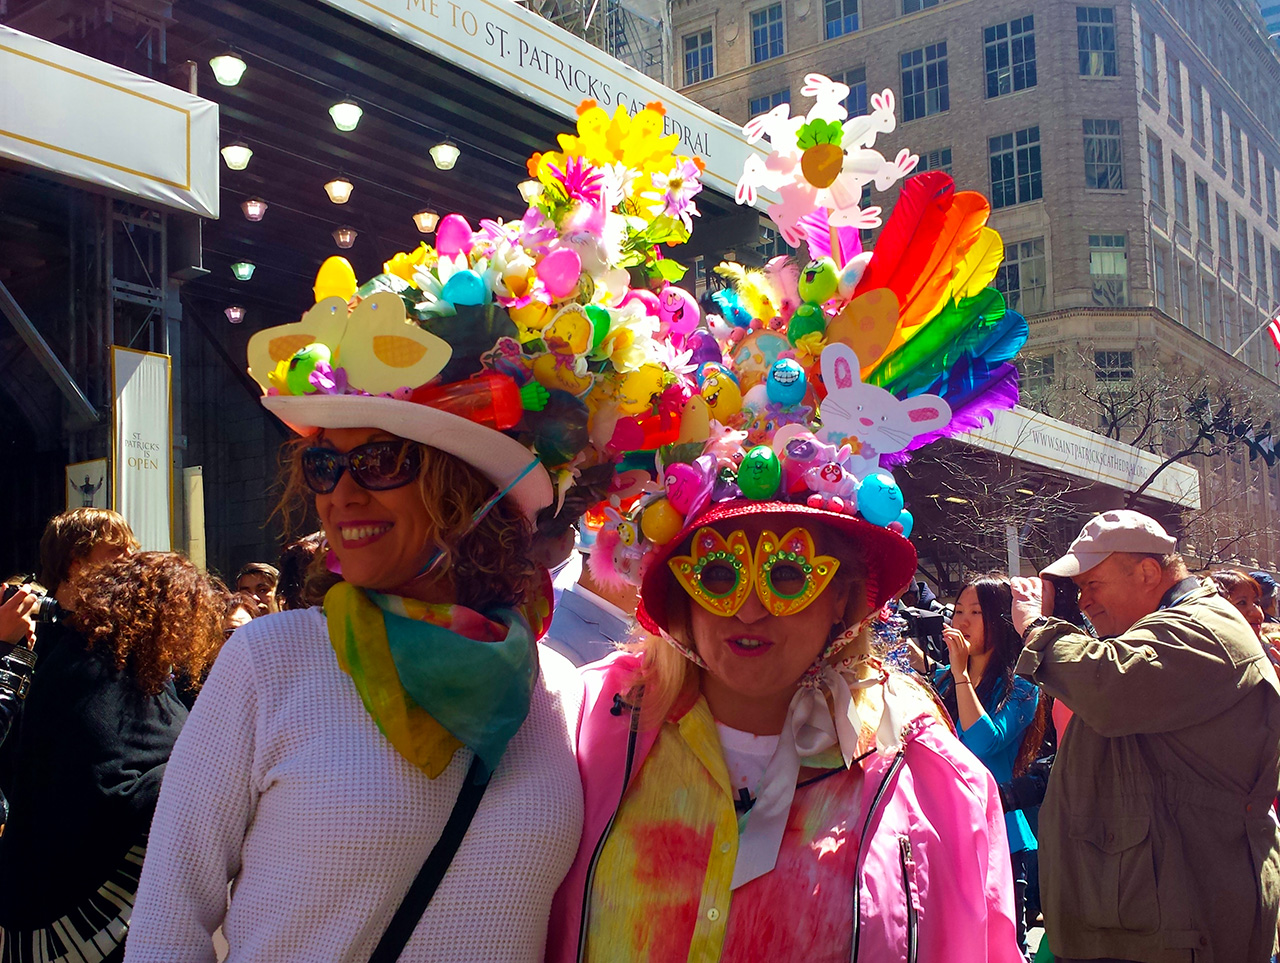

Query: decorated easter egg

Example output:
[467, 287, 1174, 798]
[536, 248, 583, 299]
[640, 498, 683, 545]
[584, 303, 611, 351]
[435, 214, 474, 258]
[285, 342, 331, 396]
[698, 364, 743, 421]
[737, 445, 781, 500]
[766, 358, 807, 407]
[313, 257, 358, 303]
[440, 269, 488, 306]
[787, 303, 826, 345]
[621, 288, 661, 316]
[665, 462, 704, 514]
[798, 258, 839, 304]
[657, 285, 700, 337]
[858, 472, 904, 527]
[686, 329, 723, 369]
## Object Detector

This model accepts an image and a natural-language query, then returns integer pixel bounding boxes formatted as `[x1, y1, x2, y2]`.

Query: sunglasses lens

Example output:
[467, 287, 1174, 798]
[698, 561, 740, 598]
[768, 561, 809, 599]
[301, 449, 341, 494]
[348, 443, 419, 490]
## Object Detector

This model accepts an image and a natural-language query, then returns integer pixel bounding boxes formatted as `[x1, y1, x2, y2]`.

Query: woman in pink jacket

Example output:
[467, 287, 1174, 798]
[546, 484, 1023, 962]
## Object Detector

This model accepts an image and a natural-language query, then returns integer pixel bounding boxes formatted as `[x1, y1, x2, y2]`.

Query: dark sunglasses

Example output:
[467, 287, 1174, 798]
[301, 441, 423, 495]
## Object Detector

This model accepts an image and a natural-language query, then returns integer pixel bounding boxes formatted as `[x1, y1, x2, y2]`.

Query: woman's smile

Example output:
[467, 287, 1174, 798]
[725, 634, 775, 657]
[336, 520, 394, 548]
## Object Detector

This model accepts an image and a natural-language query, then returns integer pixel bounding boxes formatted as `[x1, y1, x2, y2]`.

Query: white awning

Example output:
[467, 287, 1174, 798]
[311, 0, 764, 202]
[960, 406, 1202, 509]
[0, 25, 219, 217]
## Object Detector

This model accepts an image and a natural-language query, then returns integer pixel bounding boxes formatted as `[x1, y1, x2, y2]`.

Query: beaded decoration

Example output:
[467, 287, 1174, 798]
[668, 528, 754, 618]
[753, 528, 841, 618]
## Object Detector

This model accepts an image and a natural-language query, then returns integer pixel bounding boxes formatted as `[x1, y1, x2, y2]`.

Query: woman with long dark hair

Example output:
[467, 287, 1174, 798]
[934, 573, 1045, 952]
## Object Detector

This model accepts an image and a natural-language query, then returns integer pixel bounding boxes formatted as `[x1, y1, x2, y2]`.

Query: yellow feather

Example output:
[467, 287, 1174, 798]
[737, 268, 779, 321]
[952, 227, 1004, 301]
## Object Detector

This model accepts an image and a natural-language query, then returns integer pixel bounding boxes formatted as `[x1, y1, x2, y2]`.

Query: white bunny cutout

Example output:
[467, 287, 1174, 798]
[817, 342, 952, 479]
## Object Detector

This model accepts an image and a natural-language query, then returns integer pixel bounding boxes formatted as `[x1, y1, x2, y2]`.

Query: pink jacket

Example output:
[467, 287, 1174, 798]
[546, 652, 1022, 963]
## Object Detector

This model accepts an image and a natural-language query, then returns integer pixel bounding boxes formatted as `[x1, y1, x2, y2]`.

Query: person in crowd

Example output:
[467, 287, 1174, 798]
[234, 562, 279, 616]
[541, 532, 637, 667]
[1210, 569, 1266, 639]
[548, 494, 1022, 961]
[274, 532, 324, 611]
[1250, 570, 1278, 623]
[1012, 510, 1280, 963]
[932, 574, 1045, 953]
[0, 552, 223, 960]
[223, 592, 256, 638]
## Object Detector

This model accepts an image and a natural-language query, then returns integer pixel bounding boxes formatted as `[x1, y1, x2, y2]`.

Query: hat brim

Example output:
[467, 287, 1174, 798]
[636, 500, 917, 635]
[1041, 550, 1113, 579]
[262, 394, 552, 520]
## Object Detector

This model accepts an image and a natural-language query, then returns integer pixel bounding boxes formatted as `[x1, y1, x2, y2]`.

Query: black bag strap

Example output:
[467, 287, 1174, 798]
[369, 754, 493, 963]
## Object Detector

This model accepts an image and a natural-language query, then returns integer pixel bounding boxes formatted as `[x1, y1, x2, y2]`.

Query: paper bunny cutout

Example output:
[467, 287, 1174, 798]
[817, 342, 951, 478]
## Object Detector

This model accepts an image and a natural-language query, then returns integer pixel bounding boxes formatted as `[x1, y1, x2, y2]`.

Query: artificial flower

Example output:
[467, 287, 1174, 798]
[644, 158, 703, 231]
[384, 243, 432, 286]
[309, 361, 350, 394]
[593, 300, 660, 372]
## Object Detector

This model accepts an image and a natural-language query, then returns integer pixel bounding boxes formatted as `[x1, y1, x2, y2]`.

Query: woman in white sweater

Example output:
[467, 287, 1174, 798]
[124, 277, 587, 962]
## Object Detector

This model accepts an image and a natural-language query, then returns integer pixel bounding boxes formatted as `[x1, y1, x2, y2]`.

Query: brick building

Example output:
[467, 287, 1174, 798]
[671, 0, 1280, 569]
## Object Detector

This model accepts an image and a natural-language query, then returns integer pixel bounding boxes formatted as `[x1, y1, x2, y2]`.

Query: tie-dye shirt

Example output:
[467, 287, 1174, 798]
[584, 696, 865, 963]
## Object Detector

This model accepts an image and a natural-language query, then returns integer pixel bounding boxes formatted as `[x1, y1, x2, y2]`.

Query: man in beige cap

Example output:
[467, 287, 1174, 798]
[1011, 509, 1280, 963]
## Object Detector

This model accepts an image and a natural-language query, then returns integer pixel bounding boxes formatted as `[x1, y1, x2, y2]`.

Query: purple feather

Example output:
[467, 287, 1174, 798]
[796, 208, 862, 266]
[903, 364, 1020, 453]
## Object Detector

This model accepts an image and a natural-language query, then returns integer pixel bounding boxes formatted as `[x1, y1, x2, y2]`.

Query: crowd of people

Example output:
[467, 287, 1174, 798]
[2, 83, 1279, 963]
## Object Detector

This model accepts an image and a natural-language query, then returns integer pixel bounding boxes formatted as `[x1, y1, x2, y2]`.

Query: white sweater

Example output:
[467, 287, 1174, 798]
[125, 608, 585, 963]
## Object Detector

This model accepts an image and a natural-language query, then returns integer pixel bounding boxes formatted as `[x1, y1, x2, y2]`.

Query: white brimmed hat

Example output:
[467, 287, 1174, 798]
[1042, 509, 1177, 578]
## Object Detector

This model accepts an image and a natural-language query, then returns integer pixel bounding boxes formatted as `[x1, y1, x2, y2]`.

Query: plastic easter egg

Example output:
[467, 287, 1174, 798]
[895, 508, 914, 539]
[640, 498, 683, 545]
[836, 251, 874, 299]
[664, 463, 703, 514]
[440, 269, 489, 306]
[858, 472, 905, 527]
[737, 445, 781, 500]
[698, 364, 743, 421]
[435, 214, 474, 258]
[313, 256, 357, 303]
[584, 303, 611, 350]
[730, 331, 789, 394]
[766, 358, 807, 407]
[686, 329, 722, 369]
[285, 342, 331, 396]
[536, 248, 583, 300]
[621, 288, 661, 316]
[798, 258, 839, 304]
[787, 303, 826, 345]
[657, 285, 700, 337]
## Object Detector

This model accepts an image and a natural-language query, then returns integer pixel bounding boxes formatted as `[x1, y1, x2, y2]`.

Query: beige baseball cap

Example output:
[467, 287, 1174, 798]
[1042, 510, 1178, 578]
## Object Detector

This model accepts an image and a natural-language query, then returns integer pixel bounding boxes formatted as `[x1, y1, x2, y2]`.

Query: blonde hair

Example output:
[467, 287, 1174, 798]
[38, 508, 138, 590]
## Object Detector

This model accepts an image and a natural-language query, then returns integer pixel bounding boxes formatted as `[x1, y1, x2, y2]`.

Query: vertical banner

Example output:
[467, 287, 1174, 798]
[112, 347, 172, 550]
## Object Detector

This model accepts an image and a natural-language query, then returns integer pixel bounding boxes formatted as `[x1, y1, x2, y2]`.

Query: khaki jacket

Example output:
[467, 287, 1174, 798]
[1017, 582, 1280, 962]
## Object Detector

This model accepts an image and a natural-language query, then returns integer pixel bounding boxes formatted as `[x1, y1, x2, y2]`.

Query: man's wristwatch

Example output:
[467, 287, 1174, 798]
[1020, 616, 1050, 640]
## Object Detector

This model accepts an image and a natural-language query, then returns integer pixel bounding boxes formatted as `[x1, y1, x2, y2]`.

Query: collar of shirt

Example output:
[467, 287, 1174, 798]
[1159, 576, 1204, 610]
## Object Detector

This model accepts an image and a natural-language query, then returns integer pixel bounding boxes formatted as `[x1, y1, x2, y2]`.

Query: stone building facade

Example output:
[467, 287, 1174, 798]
[672, 0, 1280, 568]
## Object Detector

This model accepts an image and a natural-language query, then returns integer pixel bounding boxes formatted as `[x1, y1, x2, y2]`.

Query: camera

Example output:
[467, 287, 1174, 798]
[1, 577, 63, 625]
[900, 605, 948, 663]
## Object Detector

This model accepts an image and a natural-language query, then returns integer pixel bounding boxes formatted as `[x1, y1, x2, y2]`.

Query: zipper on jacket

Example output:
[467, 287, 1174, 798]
[850, 749, 907, 962]
[576, 696, 641, 963]
[898, 835, 919, 963]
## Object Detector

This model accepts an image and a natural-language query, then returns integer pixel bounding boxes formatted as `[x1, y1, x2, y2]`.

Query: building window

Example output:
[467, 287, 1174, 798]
[838, 67, 868, 117]
[1236, 214, 1249, 276]
[1171, 154, 1188, 227]
[1141, 28, 1158, 98]
[903, 0, 939, 12]
[993, 237, 1046, 315]
[1195, 176, 1211, 241]
[989, 126, 1041, 209]
[1271, 246, 1280, 304]
[1178, 260, 1192, 323]
[1094, 349, 1134, 382]
[984, 15, 1036, 99]
[1147, 131, 1164, 208]
[1077, 6, 1117, 77]
[1083, 119, 1123, 189]
[1153, 244, 1168, 311]
[1217, 196, 1231, 261]
[1211, 101, 1225, 172]
[901, 42, 949, 121]
[916, 146, 953, 175]
[683, 30, 713, 86]
[825, 0, 859, 39]
[1256, 230, 1268, 301]
[1231, 122, 1244, 193]
[751, 4, 784, 63]
[748, 89, 790, 116]
[1250, 148, 1262, 207]
[1189, 81, 1204, 145]
[1019, 354, 1056, 393]
[1089, 233, 1128, 305]
[756, 217, 795, 259]
[1167, 52, 1182, 124]
[1202, 277, 1216, 337]
[1268, 164, 1277, 223]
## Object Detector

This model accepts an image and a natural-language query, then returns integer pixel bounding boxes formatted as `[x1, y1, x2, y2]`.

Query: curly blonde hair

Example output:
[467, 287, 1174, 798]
[275, 435, 535, 613]
[70, 551, 225, 696]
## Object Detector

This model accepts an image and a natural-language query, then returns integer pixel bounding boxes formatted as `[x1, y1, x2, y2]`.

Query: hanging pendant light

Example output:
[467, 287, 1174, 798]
[231, 261, 256, 281]
[412, 209, 440, 233]
[429, 140, 460, 170]
[332, 226, 358, 249]
[220, 142, 252, 170]
[225, 305, 246, 323]
[323, 176, 354, 204]
[241, 198, 268, 221]
[329, 100, 363, 132]
[209, 51, 247, 86]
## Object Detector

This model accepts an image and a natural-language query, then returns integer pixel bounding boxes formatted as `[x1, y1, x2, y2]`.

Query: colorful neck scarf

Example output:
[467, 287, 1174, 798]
[325, 582, 537, 777]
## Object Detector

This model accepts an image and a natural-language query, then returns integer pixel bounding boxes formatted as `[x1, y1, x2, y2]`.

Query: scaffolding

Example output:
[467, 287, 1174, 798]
[531, 0, 665, 82]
